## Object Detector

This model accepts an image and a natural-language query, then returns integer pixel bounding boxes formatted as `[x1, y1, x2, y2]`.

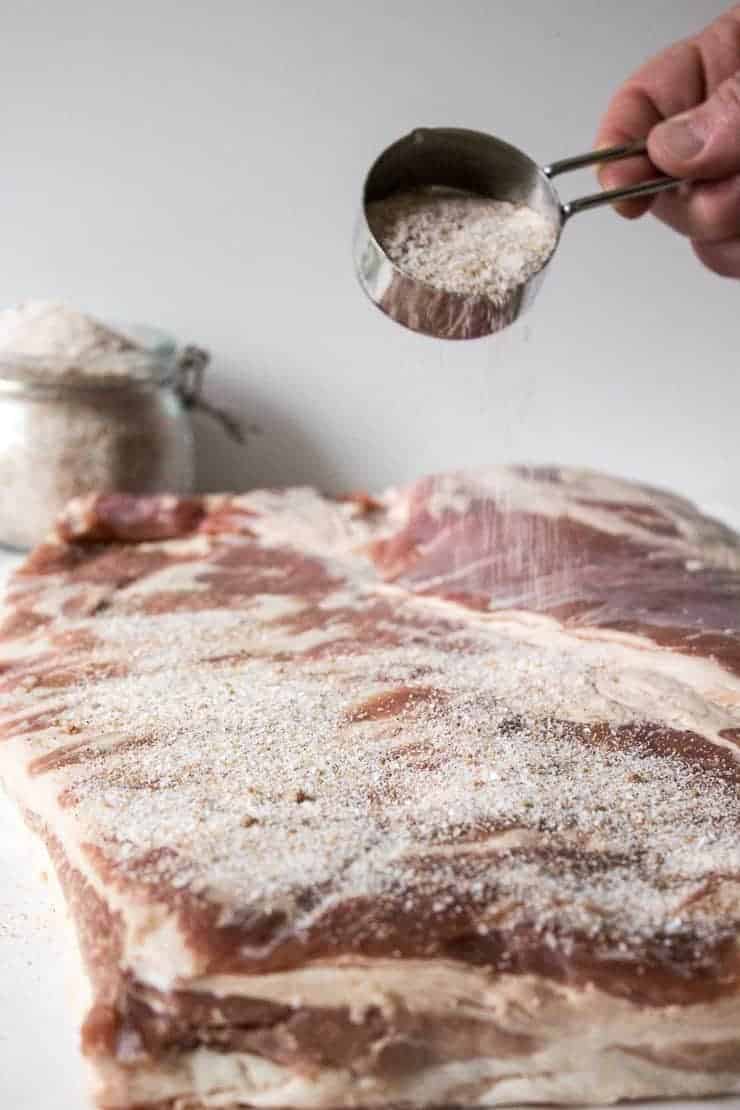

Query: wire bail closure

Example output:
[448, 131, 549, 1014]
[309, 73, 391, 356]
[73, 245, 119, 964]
[176, 346, 245, 444]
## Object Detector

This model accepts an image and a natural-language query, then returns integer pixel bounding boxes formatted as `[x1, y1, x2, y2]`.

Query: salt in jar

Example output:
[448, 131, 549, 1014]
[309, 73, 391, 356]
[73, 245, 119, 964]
[0, 304, 227, 549]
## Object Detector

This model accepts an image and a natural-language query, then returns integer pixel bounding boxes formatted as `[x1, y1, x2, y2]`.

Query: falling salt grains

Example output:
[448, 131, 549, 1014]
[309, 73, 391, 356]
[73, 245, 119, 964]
[366, 187, 558, 304]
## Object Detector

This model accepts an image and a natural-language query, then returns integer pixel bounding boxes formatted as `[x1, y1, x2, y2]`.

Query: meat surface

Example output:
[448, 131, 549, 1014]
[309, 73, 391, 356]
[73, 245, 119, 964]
[1, 466, 739, 1109]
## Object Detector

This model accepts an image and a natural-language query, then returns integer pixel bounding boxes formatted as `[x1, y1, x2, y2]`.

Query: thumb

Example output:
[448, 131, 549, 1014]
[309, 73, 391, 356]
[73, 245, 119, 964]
[648, 71, 740, 179]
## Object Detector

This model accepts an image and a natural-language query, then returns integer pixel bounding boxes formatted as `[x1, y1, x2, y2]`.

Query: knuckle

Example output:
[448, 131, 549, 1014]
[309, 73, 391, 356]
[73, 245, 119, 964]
[690, 178, 740, 242]
[706, 14, 740, 75]
[652, 193, 690, 236]
[713, 71, 740, 119]
[693, 206, 725, 242]
[693, 238, 740, 278]
[715, 11, 740, 54]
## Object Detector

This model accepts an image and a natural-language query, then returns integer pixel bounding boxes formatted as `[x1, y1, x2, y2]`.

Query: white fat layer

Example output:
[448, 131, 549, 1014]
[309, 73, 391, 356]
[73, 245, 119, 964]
[0, 585, 738, 988]
[92, 977, 740, 1108]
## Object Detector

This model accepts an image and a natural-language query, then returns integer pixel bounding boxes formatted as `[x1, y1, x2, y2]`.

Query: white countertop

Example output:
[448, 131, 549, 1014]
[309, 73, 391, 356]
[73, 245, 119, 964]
[0, 506, 738, 1109]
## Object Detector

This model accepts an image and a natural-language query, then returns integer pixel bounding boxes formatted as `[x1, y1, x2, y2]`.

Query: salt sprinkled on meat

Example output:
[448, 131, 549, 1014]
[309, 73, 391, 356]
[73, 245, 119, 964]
[34, 581, 740, 951]
[0, 466, 738, 971]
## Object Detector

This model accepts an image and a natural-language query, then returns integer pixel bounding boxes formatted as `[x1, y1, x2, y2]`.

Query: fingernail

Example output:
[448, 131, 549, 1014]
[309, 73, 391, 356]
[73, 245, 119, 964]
[658, 116, 704, 160]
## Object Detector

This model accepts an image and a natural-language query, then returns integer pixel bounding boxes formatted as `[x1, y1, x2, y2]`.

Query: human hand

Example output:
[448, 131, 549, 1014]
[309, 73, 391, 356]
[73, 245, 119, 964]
[596, 5, 740, 277]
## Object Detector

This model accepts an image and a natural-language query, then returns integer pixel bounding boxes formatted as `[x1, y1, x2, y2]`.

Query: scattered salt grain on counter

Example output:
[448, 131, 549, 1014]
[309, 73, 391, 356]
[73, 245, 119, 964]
[367, 188, 558, 304]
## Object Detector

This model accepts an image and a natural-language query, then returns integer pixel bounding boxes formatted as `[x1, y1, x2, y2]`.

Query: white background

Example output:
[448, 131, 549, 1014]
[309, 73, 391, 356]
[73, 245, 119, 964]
[0, 3, 739, 1108]
[0, 0, 736, 515]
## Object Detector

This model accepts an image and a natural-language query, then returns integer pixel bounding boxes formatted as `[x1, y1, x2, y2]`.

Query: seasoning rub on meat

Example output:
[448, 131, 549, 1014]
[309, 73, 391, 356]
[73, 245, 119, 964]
[1, 466, 739, 1108]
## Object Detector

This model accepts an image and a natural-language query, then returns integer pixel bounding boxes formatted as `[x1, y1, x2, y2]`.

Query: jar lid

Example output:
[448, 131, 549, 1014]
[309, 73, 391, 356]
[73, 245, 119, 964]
[0, 323, 177, 392]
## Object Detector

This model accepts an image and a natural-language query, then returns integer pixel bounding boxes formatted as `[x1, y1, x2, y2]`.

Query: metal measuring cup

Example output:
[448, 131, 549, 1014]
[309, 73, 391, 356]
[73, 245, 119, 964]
[354, 127, 679, 340]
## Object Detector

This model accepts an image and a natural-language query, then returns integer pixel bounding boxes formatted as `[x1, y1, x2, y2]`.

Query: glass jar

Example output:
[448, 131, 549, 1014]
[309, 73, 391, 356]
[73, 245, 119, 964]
[0, 326, 199, 550]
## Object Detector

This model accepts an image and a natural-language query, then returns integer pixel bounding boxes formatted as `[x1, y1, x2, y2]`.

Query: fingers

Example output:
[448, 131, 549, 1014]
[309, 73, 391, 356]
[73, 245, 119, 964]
[650, 174, 740, 242]
[595, 39, 707, 218]
[595, 87, 662, 218]
[595, 10, 740, 217]
[692, 236, 740, 277]
[593, 6, 740, 273]
[648, 71, 740, 180]
[651, 176, 740, 279]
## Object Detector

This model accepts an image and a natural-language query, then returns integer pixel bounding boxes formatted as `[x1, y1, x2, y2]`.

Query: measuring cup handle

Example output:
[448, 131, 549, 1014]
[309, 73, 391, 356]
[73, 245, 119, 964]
[543, 140, 681, 221]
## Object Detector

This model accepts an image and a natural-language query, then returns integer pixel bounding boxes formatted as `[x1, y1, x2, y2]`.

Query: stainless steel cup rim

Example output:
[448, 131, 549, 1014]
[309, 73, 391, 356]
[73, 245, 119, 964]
[354, 127, 678, 341]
